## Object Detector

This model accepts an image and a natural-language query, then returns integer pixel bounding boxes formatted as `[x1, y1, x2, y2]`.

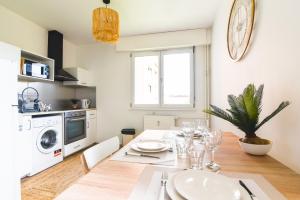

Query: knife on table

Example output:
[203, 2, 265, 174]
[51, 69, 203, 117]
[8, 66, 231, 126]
[125, 152, 160, 159]
[239, 180, 258, 200]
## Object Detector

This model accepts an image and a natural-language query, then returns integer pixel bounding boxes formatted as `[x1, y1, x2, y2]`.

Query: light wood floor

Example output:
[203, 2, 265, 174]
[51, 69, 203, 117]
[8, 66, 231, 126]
[21, 151, 84, 200]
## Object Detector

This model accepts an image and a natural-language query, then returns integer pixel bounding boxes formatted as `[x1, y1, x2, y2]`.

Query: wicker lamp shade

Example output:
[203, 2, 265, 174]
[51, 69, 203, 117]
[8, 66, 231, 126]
[92, 7, 119, 43]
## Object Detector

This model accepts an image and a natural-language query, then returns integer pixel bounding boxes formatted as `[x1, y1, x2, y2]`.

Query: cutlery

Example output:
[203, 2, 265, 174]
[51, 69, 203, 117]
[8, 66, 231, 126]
[168, 147, 173, 152]
[239, 180, 257, 200]
[125, 152, 160, 159]
[159, 171, 169, 200]
[150, 159, 175, 166]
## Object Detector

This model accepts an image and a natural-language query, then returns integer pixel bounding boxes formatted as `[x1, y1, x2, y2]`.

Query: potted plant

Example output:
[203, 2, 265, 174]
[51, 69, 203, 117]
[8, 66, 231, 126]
[204, 84, 290, 155]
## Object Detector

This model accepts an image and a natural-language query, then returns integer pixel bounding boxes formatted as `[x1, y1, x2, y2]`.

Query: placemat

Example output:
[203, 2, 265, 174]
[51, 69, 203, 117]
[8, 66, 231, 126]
[110, 130, 178, 166]
[128, 166, 287, 200]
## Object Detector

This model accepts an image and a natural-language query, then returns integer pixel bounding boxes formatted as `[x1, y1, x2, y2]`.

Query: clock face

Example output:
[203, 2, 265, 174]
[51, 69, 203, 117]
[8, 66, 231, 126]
[227, 0, 255, 61]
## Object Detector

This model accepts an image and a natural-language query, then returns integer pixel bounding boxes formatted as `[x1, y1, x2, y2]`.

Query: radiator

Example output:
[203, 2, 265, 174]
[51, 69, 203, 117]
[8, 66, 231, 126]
[143, 115, 176, 130]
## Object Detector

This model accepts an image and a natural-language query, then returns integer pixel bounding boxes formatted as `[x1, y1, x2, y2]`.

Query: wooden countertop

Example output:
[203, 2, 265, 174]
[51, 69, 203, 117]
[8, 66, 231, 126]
[55, 132, 300, 200]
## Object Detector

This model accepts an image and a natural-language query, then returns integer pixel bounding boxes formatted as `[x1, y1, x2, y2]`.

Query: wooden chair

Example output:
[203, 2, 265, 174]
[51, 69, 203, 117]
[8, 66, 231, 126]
[81, 136, 120, 174]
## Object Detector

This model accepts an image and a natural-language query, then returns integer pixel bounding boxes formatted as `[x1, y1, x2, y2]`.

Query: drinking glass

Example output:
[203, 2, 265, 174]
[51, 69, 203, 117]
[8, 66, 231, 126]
[205, 130, 223, 171]
[188, 141, 205, 170]
[175, 137, 188, 158]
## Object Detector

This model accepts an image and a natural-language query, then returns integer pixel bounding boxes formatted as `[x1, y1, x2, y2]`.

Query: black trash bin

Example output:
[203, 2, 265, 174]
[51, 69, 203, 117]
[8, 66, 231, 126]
[121, 128, 135, 146]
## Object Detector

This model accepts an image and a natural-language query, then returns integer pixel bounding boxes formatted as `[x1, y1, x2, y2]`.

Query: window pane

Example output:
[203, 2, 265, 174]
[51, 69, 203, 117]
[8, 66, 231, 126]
[163, 52, 191, 105]
[134, 55, 159, 105]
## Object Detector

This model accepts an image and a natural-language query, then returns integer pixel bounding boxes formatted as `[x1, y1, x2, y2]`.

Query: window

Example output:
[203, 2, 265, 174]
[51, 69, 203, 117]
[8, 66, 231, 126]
[132, 48, 194, 109]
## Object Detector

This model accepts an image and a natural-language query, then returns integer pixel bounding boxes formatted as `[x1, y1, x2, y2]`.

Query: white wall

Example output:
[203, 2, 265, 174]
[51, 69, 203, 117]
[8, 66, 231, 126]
[211, 0, 300, 173]
[116, 29, 211, 51]
[0, 4, 77, 66]
[77, 44, 208, 142]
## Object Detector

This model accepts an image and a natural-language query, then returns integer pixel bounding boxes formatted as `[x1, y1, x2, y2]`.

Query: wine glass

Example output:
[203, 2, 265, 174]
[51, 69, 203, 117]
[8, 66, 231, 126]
[205, 130, 223, 171]
[194, 119, 209, 139]
[181, 121, 195, 146]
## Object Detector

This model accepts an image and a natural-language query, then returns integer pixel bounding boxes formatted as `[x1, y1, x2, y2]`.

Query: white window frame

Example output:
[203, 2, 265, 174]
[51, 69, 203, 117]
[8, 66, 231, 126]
[131, 51, 161, 108]
[131, 47, 195, 110]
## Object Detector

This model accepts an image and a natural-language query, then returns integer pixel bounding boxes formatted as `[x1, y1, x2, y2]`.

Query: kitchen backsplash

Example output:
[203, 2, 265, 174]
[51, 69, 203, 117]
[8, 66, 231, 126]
[18, 81, 96, 110]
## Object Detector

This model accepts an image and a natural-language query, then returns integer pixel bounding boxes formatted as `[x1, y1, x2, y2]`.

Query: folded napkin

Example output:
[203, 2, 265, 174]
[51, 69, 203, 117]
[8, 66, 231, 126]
[144, 171, 164, 200]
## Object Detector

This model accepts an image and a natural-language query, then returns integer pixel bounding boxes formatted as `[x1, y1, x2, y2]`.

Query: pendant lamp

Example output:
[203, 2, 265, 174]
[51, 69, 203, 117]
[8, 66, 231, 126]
[92, 0, 119, 43]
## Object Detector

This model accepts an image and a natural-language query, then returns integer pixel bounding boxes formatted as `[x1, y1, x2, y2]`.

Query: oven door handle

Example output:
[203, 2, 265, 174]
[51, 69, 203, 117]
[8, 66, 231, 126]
[66, 117, 86, 122]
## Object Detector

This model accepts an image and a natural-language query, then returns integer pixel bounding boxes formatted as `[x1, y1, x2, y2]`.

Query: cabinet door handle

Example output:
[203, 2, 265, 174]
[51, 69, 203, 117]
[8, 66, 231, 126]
[27, 119, 31, 130]
[74, 145, 81, 149]
[87, 121, 90, 128]
[157, 120, 160, 127]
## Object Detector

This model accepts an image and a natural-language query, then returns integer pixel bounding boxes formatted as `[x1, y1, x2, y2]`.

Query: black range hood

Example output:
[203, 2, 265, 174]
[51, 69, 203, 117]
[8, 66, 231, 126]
[48, 30, 78, 81]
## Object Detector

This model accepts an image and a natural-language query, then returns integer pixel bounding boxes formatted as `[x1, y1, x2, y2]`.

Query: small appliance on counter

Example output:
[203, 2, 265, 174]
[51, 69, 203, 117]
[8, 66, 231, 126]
[19, 87, 40, 113]
[81, 99, 91, 109]
[70, 99, 80, 109]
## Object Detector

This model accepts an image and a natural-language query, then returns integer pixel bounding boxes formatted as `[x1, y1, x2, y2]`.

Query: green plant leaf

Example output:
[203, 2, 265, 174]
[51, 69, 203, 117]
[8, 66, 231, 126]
[204, 105, 234, 124]
[203, 83, 290, 138]
[254, 84, 264, 114]
[243, 84, 259, 122]
[255, 101, 290, 131]
[227, 94, 257, 134]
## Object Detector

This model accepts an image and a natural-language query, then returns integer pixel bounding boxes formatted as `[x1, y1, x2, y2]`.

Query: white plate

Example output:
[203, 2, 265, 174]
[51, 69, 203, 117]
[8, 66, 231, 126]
[130, 143, 169, 153]
[136, 140, 167, 151]
[166, 173, 185, 200]
[173, 170, 248, 200]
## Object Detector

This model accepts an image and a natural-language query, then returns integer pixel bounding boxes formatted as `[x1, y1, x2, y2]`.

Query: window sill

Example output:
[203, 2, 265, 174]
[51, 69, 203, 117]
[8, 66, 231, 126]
[128, 107, 197, 111]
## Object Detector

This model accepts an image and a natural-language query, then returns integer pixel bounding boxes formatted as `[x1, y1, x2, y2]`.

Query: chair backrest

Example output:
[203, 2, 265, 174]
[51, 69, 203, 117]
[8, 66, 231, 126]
[81, 136, 120, 173]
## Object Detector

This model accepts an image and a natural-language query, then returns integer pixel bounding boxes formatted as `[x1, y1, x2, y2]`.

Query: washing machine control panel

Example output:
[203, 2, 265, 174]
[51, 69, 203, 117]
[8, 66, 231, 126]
[32, 116, 62, 128]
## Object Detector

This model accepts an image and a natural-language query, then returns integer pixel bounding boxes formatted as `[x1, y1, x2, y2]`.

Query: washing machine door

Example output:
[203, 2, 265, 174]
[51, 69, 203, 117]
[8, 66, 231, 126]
[36, 127, 59, 154]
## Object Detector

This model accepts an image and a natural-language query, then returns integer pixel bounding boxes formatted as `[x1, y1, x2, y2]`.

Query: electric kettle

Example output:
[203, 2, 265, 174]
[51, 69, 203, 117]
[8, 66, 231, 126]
[81, 99, 91, 109]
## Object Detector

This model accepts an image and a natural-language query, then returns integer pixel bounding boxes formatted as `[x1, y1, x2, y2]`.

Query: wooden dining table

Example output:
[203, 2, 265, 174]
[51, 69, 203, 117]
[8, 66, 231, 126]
[55, 132, 300, 200]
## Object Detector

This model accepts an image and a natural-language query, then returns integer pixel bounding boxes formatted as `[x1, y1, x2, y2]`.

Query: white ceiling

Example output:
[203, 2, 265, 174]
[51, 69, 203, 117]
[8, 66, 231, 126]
[0, 0, 219, 44]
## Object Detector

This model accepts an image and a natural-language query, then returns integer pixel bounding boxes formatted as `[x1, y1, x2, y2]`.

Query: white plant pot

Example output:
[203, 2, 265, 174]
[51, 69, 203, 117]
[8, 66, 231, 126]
[238, 139, 272, 156]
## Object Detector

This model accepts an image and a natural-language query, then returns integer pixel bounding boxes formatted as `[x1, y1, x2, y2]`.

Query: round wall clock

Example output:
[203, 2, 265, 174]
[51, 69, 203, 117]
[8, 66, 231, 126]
[227, 0, 255, 61]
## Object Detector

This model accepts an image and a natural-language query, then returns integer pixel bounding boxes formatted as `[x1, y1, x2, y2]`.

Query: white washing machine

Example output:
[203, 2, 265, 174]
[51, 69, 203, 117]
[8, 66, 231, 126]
[29, 115, 63, 176]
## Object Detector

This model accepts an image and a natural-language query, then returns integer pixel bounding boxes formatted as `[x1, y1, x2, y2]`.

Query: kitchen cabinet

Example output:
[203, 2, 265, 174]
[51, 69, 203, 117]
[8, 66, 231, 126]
[63, 67, 95, 87]
[86, 110, 97, 146]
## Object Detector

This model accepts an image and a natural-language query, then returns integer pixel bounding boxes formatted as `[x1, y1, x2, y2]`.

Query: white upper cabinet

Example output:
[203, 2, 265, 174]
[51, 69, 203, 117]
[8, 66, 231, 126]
[63, 67, 95, 87]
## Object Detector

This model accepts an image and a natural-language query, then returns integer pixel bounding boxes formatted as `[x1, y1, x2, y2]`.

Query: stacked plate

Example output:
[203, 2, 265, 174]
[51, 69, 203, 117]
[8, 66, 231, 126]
[176, 132, 204, 139]
[166, 170, 251, 200]
[131, 140, 169, 153]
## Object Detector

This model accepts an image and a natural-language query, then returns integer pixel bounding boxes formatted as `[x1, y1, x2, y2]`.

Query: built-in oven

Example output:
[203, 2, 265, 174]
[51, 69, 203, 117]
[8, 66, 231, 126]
[64, 111, 86, 145]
